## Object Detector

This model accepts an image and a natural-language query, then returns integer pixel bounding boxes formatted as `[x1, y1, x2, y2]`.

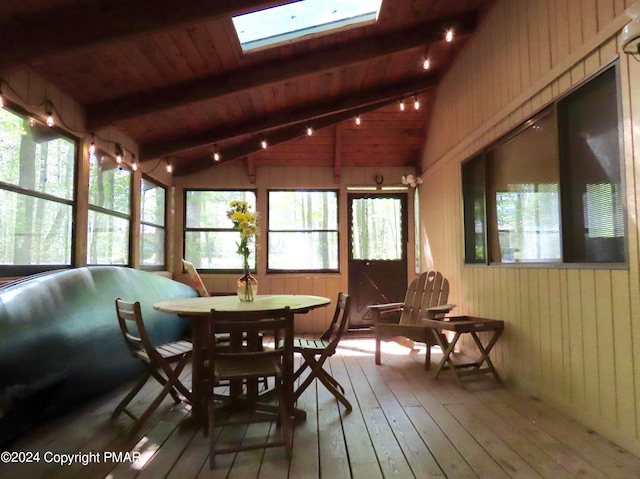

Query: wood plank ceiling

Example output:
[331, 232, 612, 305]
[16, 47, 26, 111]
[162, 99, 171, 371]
[0, 0, 495, 177]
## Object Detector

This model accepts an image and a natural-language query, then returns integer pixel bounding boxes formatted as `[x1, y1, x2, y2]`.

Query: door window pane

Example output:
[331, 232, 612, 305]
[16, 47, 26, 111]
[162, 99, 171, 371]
[351, 197, 403, 260]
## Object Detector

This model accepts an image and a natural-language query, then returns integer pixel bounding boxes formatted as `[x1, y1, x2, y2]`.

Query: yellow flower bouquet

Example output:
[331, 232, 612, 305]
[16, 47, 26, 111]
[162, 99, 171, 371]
[227, 200, 259, 301]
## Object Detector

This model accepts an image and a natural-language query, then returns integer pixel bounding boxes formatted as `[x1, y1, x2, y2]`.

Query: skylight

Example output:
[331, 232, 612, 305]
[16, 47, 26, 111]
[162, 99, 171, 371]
[232, 0, 383, 53]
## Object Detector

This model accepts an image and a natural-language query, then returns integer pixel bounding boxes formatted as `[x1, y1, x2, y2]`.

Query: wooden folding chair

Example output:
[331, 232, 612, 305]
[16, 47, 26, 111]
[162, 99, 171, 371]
[112, 298, 192, 434]
[292, 292, 352, 411]
[207, 307, 294, 469]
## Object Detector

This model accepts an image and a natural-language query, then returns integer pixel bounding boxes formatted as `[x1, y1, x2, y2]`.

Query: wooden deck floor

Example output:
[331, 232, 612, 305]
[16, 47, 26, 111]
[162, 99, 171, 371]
[2, 336, 640, 479]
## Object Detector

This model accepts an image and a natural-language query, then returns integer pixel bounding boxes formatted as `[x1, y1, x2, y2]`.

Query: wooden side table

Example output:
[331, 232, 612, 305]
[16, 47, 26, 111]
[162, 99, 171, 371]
[421, 315, 504, 387]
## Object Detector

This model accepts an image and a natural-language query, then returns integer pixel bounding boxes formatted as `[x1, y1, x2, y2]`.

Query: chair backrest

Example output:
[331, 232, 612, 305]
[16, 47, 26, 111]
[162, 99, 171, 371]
[319, 292, 351, 353]
[182, 259, 209, 297]
[399, 271, 449, 326]
[114, 298, 156, 359]
[209, 307, 294, 377]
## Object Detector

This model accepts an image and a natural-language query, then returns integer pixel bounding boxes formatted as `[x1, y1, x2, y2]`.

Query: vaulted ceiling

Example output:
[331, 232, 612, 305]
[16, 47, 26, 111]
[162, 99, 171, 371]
[0, 0, 495, 177]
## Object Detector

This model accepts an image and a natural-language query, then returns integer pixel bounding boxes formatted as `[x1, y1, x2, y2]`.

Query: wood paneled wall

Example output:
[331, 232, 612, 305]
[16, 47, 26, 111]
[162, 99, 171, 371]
[173, 164, 415, 334]
[421, 0, 640, 455]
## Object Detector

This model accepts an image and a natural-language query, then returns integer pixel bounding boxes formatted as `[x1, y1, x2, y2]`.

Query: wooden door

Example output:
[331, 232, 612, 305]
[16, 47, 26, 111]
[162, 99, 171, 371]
[347, 193, 408, 328]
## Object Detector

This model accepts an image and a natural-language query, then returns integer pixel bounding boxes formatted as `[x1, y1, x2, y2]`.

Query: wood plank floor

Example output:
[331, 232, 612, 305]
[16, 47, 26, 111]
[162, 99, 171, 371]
[2, 336, 640, 479]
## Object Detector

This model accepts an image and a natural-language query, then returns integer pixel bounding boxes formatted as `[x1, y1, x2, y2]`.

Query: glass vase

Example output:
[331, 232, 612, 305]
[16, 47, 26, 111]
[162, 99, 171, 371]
[237, 270, 258, 302]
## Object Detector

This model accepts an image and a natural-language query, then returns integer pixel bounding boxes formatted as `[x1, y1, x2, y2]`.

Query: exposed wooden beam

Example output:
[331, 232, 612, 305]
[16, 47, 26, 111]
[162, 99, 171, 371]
[0, 1, 281, 71]
[139, 73, 439, 160]
[86, 13, 477, 129]
[173, 94, 431, 176]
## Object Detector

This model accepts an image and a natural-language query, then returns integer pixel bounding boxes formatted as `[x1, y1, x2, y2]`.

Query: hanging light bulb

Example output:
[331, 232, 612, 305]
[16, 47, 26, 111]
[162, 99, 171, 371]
[413, 95, 420, 110]
[355, 114, 361, 126]
[399, 99, 405, 111]
[166, 160, 173, 173]
[423, 58, 430, 70]
[307, 125, 313, 136]
[45, 105, 55, 128]
[445, 29, 454, 42]
[131, 154, 138, 171]
[115, 143, 123, 164]
[261, 139, 268, 149]
[89, 138, 96, 155]
[212, 144, 220, 161]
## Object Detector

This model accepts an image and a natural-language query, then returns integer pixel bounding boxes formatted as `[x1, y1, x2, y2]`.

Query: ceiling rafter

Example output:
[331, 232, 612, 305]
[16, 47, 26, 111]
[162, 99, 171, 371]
[139, 73, 440, 161]
[172, 93, 431, 176]
[85, 13, 477, 129]
[0, 1, 282, 71]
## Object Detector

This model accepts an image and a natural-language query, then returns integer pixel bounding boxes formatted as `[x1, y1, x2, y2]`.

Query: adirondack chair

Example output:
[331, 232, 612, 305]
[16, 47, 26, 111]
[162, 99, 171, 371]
[369, 271, 455, 369]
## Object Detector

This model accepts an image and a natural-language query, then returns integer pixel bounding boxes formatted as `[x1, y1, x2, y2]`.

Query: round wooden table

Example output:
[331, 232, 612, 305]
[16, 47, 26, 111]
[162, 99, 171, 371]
[154, 294, 330, 316]
[153, 294, 331, 421]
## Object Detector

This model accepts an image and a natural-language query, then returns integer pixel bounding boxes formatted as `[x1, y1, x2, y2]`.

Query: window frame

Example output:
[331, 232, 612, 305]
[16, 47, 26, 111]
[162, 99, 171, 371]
[139, 175, 167, 271]
[0, 100, 78, 277]
[183, 188, 258, 273]
[462, 61, 626, 267]
[267, 189, 340, 274]
[86, 148, 133, 266]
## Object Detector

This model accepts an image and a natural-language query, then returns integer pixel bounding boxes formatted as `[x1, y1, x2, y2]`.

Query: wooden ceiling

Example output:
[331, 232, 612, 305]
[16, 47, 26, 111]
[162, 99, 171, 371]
[0, 0, 495, 177]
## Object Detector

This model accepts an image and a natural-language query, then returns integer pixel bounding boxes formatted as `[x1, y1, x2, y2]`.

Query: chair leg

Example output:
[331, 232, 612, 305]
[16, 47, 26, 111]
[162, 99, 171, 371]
[425, 343, 431, 370]
[294, 353, 351, 411]
[317, 368, 352, 411]
[156, 358, 193, 401]
[112, 367, 153, 419]
[130, 356, 191, 434]
[292, 358, 310, 382]
[150, 369, 182, 403]
[278, 377, 293, 458]
[208, 400, 216, 469]
[375, 337, 382, 365]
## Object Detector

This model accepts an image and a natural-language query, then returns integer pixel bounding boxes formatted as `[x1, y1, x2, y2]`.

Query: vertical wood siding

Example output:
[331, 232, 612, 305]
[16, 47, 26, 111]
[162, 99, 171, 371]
[420, 0, 640, 455]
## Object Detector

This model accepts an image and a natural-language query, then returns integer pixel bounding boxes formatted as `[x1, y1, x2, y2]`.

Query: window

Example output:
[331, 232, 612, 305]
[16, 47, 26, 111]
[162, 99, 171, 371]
[184, 190, 256, 271]
[87, 151, 132, 265]
[462, 64, 625, 265]
[140, 177, 166, 269]
[0, 105, 76, 275]
[232, 0, 383, 53]
[487, 110, 561, 263]
[268, 190, 338, 272]
[558, 66, 625, 262]
[462, 153, 486, 263]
